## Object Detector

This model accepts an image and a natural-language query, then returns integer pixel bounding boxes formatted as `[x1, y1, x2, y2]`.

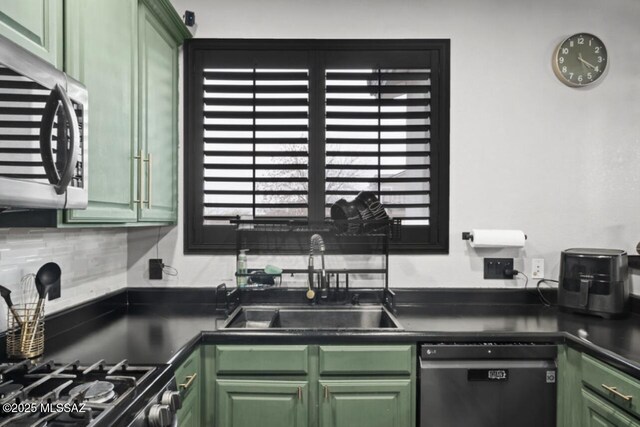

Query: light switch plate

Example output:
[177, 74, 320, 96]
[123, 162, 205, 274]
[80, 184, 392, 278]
[532, 258, 544, 279]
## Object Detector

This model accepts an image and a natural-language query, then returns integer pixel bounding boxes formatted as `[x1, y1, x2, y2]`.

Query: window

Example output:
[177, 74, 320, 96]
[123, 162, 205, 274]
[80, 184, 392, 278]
[185, 40, 449, 254]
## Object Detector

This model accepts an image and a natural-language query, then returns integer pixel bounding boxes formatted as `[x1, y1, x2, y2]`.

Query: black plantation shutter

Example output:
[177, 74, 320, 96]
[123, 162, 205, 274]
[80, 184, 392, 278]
[325, 69, 431, 225]
[202, 68, 310, 223]
[185, 40, 449, 253]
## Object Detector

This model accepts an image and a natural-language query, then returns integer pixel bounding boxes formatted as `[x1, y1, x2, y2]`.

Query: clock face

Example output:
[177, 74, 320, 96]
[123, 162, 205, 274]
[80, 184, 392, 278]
[553, 33, 608, 87]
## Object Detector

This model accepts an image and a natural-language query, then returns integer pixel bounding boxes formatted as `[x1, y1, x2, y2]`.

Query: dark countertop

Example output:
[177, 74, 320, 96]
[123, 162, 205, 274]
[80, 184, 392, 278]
[33, 288, 640, 380]
[43, 305, 224, 365]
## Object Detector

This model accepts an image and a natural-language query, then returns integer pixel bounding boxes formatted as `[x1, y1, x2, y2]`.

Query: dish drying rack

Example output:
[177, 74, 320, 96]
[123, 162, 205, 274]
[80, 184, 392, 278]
[229, 217, 401, 308]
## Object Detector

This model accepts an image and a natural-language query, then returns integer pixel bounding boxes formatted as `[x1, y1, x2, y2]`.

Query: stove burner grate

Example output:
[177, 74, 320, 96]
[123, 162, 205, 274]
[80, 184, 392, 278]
[68, 381, 116, 404]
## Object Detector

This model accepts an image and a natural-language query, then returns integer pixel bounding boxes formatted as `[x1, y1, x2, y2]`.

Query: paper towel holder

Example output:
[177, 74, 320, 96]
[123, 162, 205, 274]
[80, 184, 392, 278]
[461, 231, 528, 241]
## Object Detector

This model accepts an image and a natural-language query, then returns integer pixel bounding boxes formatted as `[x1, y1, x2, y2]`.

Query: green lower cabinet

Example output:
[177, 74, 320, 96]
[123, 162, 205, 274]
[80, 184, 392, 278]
[319, 379, 412, 427]
[175, 347, 202, 427]
[177, 389, 201, 427]
[582, 388, 640, 427]
[558, 346, 640, 427]
[558, 346, 584, 427]
[216, 379, 309, 427]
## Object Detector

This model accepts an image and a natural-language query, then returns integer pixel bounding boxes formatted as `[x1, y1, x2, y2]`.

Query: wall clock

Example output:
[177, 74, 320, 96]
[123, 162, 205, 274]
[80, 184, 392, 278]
[552, 33, 608, 87]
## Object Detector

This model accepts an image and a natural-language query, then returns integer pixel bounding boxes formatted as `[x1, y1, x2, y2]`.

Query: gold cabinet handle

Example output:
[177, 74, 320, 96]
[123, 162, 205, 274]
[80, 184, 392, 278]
[602, 384, 633, 402]
[133, 151, 143, 204]
[297, 386, 302, 400]
[324, 385, 329, 400]
[179, 373, 197, 390]
[144, 153, 152, 207]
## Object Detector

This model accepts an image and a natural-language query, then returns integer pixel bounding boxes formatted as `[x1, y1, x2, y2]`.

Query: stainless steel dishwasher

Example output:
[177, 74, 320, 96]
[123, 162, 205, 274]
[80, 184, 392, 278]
[420, 343, 557, 427]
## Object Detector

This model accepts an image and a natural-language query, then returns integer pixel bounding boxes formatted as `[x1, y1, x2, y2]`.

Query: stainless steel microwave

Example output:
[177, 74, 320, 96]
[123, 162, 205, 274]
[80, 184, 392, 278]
[0, 33, 88, 210]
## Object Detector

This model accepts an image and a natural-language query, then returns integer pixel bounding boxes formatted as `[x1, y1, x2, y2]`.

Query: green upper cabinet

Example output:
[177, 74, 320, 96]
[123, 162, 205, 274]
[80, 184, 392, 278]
[62, 0, 188, 225]
[0, 0, 63, 67]
[3, 0, 186, 227]
[216, 379, 309, 427]
[319, 379, 412, 427]
[64, 0, 139, 223]
[137, 0, 180, 222]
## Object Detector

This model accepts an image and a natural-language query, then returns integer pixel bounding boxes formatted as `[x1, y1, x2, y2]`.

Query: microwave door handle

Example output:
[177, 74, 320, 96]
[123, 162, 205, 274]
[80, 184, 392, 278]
[54, 84, 79, 195]
[39, 86, 61, 186]
[38, 84, 79, 195]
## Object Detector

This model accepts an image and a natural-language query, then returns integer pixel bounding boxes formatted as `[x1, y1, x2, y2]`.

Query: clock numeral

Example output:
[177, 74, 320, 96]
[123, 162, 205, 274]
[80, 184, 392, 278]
[594, 66, 600, 72]
[598, 56, 603, 63]
[577, 75, 584, 82]
[577, 37, 584, 45]
[562, 66, 568, 73]
[570, 41, 574, 47]
[589, 39, 593, 46]
[559, 57, 565, 64]
[594, 46, 600, 53]
[562, 47, 569, 54]
[569, 72, 574, 80]
[587, 72, 593, 80]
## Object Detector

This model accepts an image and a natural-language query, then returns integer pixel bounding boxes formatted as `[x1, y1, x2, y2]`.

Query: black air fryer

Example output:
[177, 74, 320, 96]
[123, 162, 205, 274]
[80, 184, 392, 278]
[558, 248, 629, 318]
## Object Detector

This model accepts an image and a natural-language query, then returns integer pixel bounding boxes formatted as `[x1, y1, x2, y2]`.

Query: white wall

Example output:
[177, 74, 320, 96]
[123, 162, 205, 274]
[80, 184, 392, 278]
[0, 228, 128, 331]
[128, 0, 640, 292]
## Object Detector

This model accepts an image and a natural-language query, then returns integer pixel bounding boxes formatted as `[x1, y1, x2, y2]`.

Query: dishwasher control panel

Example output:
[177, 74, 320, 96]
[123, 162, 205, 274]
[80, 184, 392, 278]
[420, 342, 558, 360]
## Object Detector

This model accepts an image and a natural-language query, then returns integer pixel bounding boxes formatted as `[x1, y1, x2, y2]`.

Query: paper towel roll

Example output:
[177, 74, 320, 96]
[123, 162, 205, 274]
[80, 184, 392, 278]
[469, 229, 526, 248]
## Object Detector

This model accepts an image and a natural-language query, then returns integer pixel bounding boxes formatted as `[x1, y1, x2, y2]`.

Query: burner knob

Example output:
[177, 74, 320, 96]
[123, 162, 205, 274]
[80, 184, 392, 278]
[148, 404, 172, 427]
[161, 390, 182, 411]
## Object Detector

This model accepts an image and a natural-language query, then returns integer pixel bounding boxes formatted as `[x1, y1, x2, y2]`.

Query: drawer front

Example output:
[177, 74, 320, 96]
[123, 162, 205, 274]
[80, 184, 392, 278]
[175, 348, 201, 399]
[319, 345, 413, 376]
[582, 388, 640, 427]
[582, 354, 640, 418]
[216, 345, 309, 375]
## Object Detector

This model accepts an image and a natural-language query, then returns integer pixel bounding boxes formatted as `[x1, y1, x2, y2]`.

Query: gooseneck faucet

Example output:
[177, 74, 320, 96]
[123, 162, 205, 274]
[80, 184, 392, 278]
[308, 234, 327, 299]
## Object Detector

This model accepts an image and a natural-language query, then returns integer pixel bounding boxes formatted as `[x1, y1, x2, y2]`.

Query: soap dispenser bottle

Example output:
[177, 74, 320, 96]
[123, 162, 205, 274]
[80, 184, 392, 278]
[237, 249, 249, 287]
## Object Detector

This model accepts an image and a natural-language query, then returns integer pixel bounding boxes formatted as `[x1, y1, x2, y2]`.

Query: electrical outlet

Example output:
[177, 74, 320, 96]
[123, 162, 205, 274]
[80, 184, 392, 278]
[149, 259, 163, 280]
[484, 258, 515, 279]
[532, 258, 544, 279]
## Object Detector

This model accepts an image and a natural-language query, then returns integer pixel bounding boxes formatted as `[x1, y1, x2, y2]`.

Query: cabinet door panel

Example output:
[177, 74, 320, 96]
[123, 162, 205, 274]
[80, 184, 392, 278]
[558, 346, 584, 427]
[175, 347, 202, 426]
[177, 389, 200, 427]
[216, 379, 308, 427]
[319, 379, 412, 427]
[64, 0, 138, 223]
[137, 3, 178, 222]
[0, 0, 62, 66]
[582, 388, 640, 427]
[583, 354, 640, 418]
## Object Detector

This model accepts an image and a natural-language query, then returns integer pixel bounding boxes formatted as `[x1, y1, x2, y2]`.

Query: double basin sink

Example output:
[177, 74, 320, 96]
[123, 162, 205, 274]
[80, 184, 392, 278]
[221, 304, 403, 330]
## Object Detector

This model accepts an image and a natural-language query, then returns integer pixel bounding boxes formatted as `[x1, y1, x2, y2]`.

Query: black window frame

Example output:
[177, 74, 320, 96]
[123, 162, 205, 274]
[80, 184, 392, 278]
[184, 39, 450, 255]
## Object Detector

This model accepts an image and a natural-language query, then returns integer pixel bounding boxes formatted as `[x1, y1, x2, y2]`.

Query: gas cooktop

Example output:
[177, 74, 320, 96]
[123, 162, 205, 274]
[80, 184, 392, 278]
[0, 359, 167, 427]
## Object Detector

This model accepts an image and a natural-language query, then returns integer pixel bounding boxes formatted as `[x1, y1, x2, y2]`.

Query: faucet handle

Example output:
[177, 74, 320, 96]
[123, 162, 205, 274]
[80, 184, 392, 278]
[351, 293, 360, 306]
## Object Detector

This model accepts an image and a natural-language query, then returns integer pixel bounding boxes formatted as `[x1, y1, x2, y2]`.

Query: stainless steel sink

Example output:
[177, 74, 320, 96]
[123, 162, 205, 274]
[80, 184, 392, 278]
[221, 305, 403, 330]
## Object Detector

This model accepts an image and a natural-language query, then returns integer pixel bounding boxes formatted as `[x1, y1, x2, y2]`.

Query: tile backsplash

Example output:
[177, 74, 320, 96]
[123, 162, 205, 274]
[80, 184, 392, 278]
[0, 228, 127, 331]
